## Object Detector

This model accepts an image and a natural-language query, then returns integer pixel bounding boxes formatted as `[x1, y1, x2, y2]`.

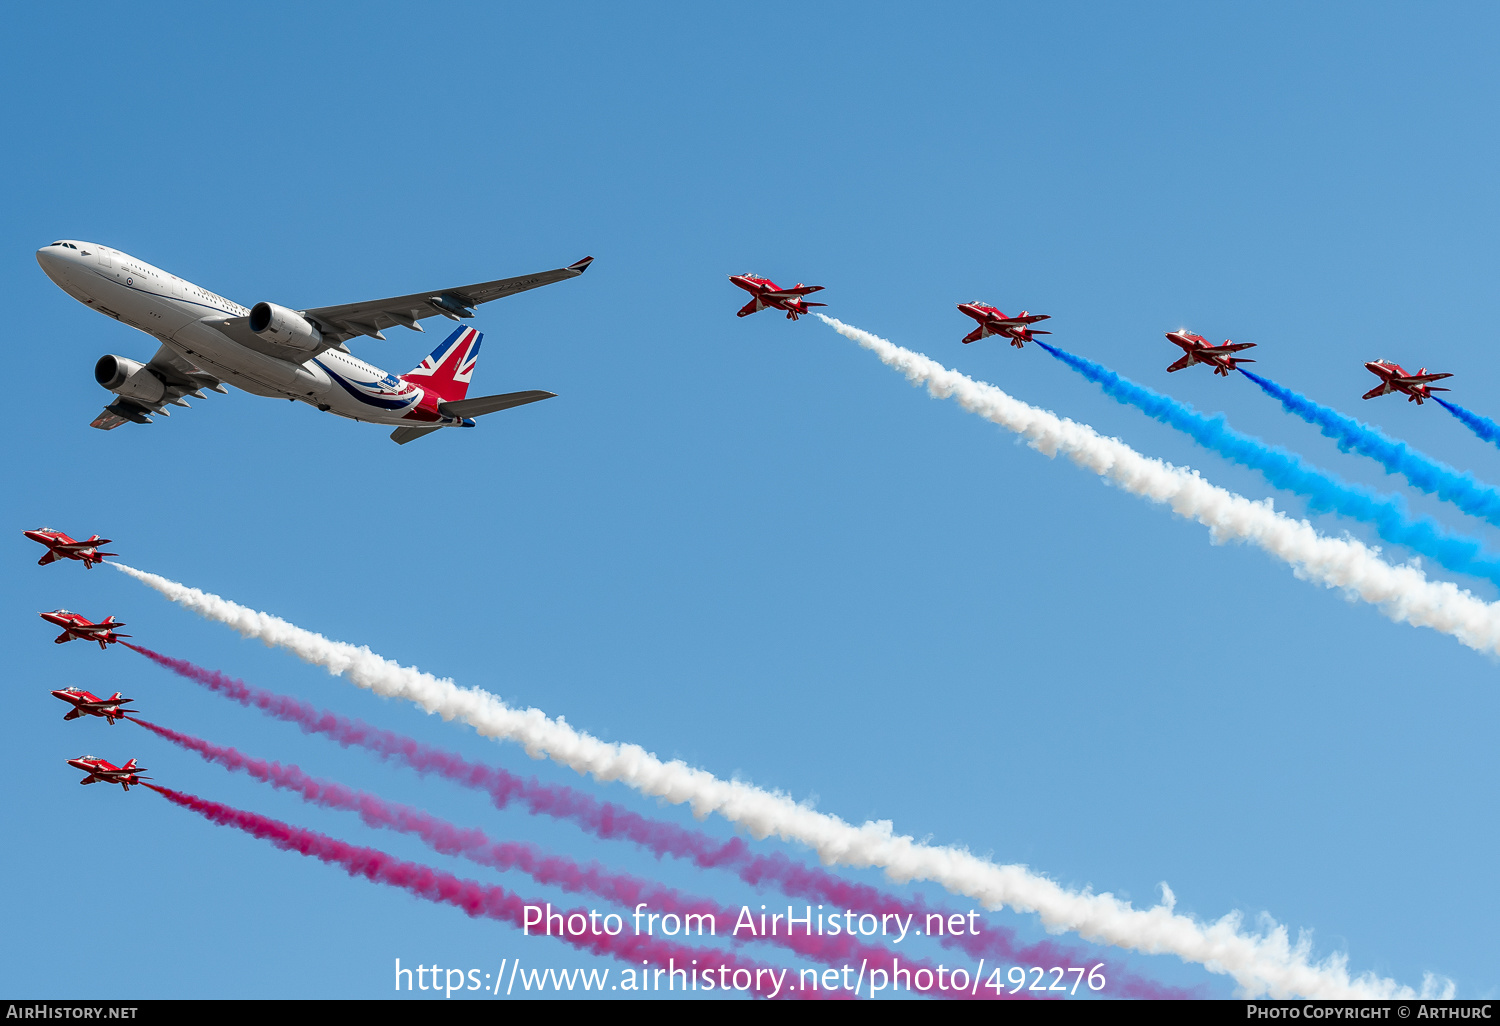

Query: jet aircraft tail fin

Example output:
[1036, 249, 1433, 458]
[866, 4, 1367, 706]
[403, 325, 484, 403]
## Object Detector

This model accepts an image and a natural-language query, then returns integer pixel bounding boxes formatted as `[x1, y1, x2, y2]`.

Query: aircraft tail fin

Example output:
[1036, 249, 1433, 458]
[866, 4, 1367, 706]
[403, 326, 483, 403]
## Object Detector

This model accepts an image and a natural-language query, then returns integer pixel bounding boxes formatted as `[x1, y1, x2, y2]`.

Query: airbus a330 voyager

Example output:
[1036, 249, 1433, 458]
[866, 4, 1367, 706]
[37, 241, 592, 444]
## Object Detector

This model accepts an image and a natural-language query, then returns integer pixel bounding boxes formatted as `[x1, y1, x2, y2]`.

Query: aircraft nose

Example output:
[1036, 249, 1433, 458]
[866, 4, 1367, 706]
[35, 245, 67, 281]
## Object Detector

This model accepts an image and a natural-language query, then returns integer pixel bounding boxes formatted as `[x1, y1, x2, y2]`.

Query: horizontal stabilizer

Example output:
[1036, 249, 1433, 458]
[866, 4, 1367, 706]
[438, 390, 557, 419]
[390, 426, 442, 445]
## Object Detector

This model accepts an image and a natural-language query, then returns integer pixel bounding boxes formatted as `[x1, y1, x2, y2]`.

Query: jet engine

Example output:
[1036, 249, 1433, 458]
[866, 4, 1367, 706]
[248, 302, 324, 355]
[94, 356, 164, 405]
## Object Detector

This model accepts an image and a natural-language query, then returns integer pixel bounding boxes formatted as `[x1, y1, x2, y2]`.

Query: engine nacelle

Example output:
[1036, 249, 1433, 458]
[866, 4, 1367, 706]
[94, 355, 164, 405]
[248, 302, 324, 355]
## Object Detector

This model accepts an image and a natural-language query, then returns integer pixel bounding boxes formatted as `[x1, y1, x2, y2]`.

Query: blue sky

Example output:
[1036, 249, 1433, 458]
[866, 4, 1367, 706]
[4, 1, 1500, 998]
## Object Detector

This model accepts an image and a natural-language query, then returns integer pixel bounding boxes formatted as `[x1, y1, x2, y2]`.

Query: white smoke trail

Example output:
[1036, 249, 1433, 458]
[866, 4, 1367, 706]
[819, 315, 1500, 657]
[114, 563, 1445, 999]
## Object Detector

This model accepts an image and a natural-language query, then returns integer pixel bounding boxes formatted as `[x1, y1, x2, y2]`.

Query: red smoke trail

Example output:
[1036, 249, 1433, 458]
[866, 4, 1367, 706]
[143, 782, 834, 999]
[132, 716, 993, 996]
[127, 645, 1196, 998]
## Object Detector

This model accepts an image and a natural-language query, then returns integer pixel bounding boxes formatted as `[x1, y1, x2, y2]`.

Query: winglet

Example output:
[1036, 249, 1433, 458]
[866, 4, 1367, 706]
[568, 256, 594, 273]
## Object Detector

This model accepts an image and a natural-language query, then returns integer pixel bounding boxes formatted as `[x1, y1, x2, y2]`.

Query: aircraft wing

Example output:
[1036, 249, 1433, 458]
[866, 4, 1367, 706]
[1399, 373, 1453, 384]
[289, 257, 594, 346]
[763, 285, 824, 299]
[1214, 342, 1257, 352]
[91, 345, 224, 431]
[1166, 354, 1194, 372]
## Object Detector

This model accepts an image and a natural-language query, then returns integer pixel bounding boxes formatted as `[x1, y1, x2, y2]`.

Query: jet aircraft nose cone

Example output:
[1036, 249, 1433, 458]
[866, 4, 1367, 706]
[35, 245, 71, 285]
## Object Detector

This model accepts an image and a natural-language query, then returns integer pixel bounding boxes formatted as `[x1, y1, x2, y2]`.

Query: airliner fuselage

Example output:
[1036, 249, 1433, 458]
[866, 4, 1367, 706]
[36, 240, 590, 441]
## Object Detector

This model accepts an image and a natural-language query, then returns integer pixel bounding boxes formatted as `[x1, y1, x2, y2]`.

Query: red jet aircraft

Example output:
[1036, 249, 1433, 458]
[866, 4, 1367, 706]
[728, 274, 827, 321]
[956, 303, 1051, 347]
[67, 756, 148, 791]
[1164, 331, 1257, 376]
[24, 528, 115, 569]
[52, 687, 137, 725]
[39, 610, 130, 649]
[1362, 360, 1453, 404]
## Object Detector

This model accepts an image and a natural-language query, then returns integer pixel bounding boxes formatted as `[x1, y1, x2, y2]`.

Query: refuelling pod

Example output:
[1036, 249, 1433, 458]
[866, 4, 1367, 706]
[249, 302, 324, 355]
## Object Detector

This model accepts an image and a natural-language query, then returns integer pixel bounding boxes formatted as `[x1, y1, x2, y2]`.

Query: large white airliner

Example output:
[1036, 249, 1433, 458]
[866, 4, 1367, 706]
[36, 241, 591, 443]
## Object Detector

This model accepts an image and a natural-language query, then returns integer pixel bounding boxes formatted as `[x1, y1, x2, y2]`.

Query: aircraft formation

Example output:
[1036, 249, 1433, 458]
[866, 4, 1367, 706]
[729, 271, 1462, 407]
[30, 530, 144, 788]
[29, 266, 1466, 805]
[33, 247, 1499, 1002]
[37, 241, 1462, 450]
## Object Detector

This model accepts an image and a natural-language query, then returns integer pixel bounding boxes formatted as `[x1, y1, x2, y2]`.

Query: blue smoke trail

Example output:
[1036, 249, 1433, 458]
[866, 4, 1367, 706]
[1034, 341, 1500, 587]
[1240, 369, 1500, 526]
[1435, 397, 1500, 449]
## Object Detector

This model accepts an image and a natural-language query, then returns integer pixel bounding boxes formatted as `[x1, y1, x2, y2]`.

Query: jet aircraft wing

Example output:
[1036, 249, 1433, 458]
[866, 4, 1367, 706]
[91, 345, 224, 431]
[280, 257, 595, 346]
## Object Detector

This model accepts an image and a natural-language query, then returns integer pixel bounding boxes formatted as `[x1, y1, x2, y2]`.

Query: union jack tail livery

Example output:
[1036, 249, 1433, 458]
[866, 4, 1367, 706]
[402, 326, 483, 404]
